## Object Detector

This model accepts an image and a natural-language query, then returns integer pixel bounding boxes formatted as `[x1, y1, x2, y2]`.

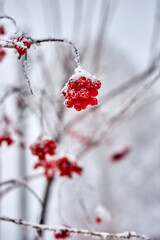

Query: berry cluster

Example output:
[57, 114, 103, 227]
[12, 34, 31, 55]
[56, 156, 83, 178]
[30, 139, 82, 180]
[0, 132, 14, 146]
[54, 230, 70, 239]
[62, 68, 101, 111]
[34, 159, 56, 181]
[0, 25, 5, 35]
[30, 139, 56, 160]
[34, 155, 82, 181]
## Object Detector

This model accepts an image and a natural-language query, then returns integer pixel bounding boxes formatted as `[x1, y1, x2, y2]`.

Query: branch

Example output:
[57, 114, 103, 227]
[0, 172, 43, 198]
[0, 37, 81, 68]
[33, 38, 80, 67]
[0, 15, 17, 29]
[0, 178, 43, 206]
[0, 216, 151, 240]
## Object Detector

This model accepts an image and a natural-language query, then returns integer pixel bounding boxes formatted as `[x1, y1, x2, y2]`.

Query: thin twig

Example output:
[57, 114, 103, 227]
[33, 38, 80, 67]
[0, 178, 43, 206]
[0, 172, 43, 198]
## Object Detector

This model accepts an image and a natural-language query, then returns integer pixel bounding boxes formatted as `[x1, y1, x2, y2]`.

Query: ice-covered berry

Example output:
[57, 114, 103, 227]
[56, 156, 83, 178]
[54, 230, 70, 239]
[0, 25, 5, 35]
[95, 217, 102, 223]
[30, 139, 56, 161]
[62, 67, 101, 111]
[0, 48, 6, 62]
[12, 34, 32, 55]
[0, 132, 14, 146]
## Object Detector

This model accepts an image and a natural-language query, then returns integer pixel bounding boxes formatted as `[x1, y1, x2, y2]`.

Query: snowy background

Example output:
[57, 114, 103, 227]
[0, 0, 160, 240]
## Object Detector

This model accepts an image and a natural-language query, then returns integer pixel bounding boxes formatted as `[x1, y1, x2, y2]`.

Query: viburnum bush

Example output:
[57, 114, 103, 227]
[0, 8, 157, 240]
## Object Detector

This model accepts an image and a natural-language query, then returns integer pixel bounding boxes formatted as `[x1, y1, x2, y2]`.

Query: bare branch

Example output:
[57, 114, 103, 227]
[0, 172, 43, 198]
[0, 216, 151, 240]
[0, 178, 43, 206]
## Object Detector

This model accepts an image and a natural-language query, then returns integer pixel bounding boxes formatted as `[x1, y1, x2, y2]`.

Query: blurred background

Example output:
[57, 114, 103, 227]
[0, 0, 160, 240]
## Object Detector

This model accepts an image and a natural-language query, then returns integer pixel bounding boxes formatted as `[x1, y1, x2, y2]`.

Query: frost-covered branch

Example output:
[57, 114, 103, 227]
[0, 37, 81, 67]
[0, 216, 151, 240]
[33, 38, 80, 67]
[0, 172, 43, 198]
[0, 178, 43, 206]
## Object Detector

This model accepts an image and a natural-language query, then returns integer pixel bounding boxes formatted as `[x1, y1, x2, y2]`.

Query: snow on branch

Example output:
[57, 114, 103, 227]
[0, 216, 151, 240]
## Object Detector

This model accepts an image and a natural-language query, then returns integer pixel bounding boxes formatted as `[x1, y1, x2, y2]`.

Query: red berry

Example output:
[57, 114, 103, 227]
[54, 230, 70, 239]
[90, 98, 98, 105]
[95, 217, 102, 223]
[79, 89, 90, 99]
[92, 79, 101, 89]
[0, 48, 6, 62]
[89, 88, 98, 97]
[111, 146, 131, 162]
[0, 132, 14, 146]
[0, 25, 5, 35]
[85, 79, 92, 89]
[12, 35, 31, 55]
[74, 99, 81, 106]
[65, 99, 74, 108]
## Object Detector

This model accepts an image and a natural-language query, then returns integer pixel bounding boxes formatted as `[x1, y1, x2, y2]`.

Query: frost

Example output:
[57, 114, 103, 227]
[72, 66, 98, 81]
[116, 231, 132, 238]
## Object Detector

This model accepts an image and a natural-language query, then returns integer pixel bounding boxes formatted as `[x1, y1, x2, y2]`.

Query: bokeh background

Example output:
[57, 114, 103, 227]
[0, 0, 160, 240]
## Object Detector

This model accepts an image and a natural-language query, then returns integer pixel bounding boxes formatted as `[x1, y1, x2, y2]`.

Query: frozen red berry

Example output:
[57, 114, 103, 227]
[12, 34, 32, 55]
[0, 25, 5, 35]
[111, 146, 131, 162]
[62, 67, 101, 111]
[0, 132, 14, 146]
[56, 156, 83, 178]
[95, 217, 102, 223]
[54, 230, 70, 239]
[30, 139, 56, 161]
[0, 48, 6, 62]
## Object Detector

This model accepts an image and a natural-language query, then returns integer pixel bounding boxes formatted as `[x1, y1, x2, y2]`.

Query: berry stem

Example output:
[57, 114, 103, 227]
[0, 15, 17, 30]
[33, 38, 81, 68]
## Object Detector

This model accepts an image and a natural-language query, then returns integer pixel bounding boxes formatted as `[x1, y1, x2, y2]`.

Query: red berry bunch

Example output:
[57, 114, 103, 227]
[34, 156, 82, 181]
[56, 156, 83, 178]
[12, 34, 32, 55]
[30, 139, 57, 160]
[0, 132, 14, 146]
[62, 67, 101, 111]
[34, 159, 56, 181]
[54, 230, 70, 239]
[0, 25, 5, 35]
[30, 139, 82, 180]
[0, 48, 6, 62]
